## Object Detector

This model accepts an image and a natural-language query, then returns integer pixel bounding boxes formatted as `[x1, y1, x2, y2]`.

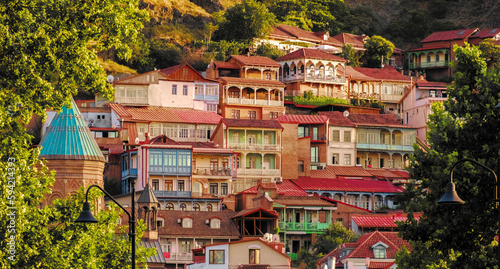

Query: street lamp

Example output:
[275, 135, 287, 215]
[76, 183, 136, 269]
[438, 158, 499, 262]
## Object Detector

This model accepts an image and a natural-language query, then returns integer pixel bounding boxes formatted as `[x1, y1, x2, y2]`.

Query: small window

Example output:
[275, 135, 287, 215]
[221, 183, 228, 196]
[207, 204, 213, 212]
[210, 219, 221, 229]
[298, 160, 304, 172]
[183, 85, 188, 95]
[332, 130, 340, 142]
[249, 249, 260, 264]
[193, 203, 200, 211]
[372, 242, 388, 259]
[179, 203, 187, 211]
[182, 217, 192, 228]
[152, 179, 159, 190]
[343, 131, 351, 142]
[166, 203, 174, 210]
[332, 154, 339, 165]
[157, 217, 164, 227]
[178, 180, 185, 191]
[210, 183, 218, 195]
[209, 250, 225, 264]
[172, 85, 177, 95]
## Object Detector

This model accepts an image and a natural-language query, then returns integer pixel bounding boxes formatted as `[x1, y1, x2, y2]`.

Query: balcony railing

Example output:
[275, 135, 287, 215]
[121, 168, 137, 178]
[356, 143, 414, 152]
[115, 96, 149, 105]
[280, 73, 346, 84]
[287, 253, 298, 261]
[192, 167, 232, 177]
[194, 94, 218, 101]
[153, 190, 191, 197]
[237, 168, 280, 176]
[228, 143, 280, 151]
[150, 165, 191, 175]
[226, 97, 283, 107]
[278, 221, 330, 232]
[409, 60, 449, 69]
[164, 252, 193, 262]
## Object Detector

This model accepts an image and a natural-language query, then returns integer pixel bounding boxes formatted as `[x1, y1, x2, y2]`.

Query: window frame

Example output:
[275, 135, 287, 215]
[209, 249, 225, 264]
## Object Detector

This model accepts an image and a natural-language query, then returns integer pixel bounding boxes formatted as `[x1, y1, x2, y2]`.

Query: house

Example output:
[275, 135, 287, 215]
[398, 77, 449, 146]
[318, 111, 357, 167]
[319, 196, 371, 230]
[111, 63, 219, 112]
[211, 118, 283, 193]
[188, 237, 291, 269]
[206, 55, 286, 120]
[350, 212, 422, 234]
[277, 114, 330, 179]
[275, 48, 348, 98]
[317, 231, 411, 269]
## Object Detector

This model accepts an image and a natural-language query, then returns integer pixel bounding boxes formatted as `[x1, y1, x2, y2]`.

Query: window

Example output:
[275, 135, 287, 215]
[152, 179, 159, 190]
[232, 132, 240, 144]
[344, 131, 351, 142]
[210, 219, 221, 229]
[183, 85, 188, 95]
[248, 134, 256, 145]
[221, 183, 228, 196]
[344, 154, 351, 165]
[248, 110, 257, 119]
[332, 130, 340, 142]
[181, 240, 192, 252]
[249, 249, 260, 264]
[209, 250, 225, 264]
[178, 180, 185, 191]
[164, 180, 173, 191]
[172, 84, 177, 95]
[231, 109, 240, 119]
[298, 126, 310, 138]
[207, 204, 213, 212]
[193, 203, 200, 211]
[179, 203, 187, 211]
[372, 243, 387, 259]
[332, 154, 339, 165]
[157, 217, 164, 227]
[195, 84, 203, 95]
[298, 160, 304, 172]
[166, 203, 174, 210]
[311, 147, 319, 163]
[210, 183, 218, 195]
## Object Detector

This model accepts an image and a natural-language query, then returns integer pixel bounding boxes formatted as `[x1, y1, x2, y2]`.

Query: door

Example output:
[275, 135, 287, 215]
[164, 180, 173, 191]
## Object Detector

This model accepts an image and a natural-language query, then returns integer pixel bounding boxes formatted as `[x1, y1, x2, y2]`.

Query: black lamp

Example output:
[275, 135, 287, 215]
[75, 201, 98, 223]
[438, 182, 465, 205]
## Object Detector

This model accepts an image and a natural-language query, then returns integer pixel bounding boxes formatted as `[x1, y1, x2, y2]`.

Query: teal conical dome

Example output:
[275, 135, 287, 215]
[39, 99, 105, 162]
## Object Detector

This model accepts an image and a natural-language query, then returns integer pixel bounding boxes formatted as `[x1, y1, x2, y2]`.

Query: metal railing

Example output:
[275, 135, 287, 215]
[278, 221, 330, 232]
[192, 167, 232, 176]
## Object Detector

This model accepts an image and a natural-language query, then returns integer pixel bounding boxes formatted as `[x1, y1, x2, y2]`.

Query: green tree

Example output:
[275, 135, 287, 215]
[254, 43, 286, 59]
[342, 44, 361, 67]
[214, 0, 276, 43]
[0, 0, 153, 267]
[297, 222, 359, 269]
[362, 35, 395, 68]
[396, 44, 500, 268]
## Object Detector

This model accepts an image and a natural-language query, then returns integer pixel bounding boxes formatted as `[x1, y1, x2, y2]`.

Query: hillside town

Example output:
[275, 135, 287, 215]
[25, 22, 500, 269]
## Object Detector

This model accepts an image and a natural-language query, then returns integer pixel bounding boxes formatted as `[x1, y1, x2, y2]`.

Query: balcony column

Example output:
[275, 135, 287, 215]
[254, 87, 257, 104]
[389, 153, 394, 168]
[268, 88, 271, 106]
[239, 87, 243, 104]
[260, 68, 264, 80]
[378, 153, 382, 168]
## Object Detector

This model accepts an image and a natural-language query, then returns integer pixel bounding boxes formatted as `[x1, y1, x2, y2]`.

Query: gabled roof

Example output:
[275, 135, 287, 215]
[317, 111, 355, 127]
[220, 118, 283, 129]
[345, 66, 377, 81]
[470, 28, 500, 39]
[277, 114, 329, 125]
[351, 214, 417, 229]
[273, 196, 335, 207]
[231, 55, 281, 68]
[159, 63, 185, 76]
[365, 169, 409, 180]
[292, 178, 404, 193]
[109, 104, 222, 124]
[232, 207, 279, 218]
[332, 33, 367, 48]
[213, 61, 240, 69]
[272, 24, 324, 43]
[420, 28, 478, 43]
[415, 80, 449, 88]
[137, 183, 160, 204]
[353, 66, 410, 83]
[275, 48, 347, 62]
[219, 76, 285, 87]
[39, 99, 105, 162]
[309, 166, 374, 178]
[200, 237, 291, 261]
[344, 231, 411, 259]
[238, 179, 309, 196]
[319, 196, 371, 212]
[347, 113, 409, 128]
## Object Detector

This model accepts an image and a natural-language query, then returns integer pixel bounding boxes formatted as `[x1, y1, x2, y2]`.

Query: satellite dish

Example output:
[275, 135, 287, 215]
[272, 234, 280, 242]
[107, 75, 114, 83]
[134, 137, 140, 144]
[343, 110, 350, 117]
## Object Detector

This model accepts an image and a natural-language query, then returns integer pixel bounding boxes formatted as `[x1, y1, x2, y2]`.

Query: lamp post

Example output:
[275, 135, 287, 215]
[75, 181, 136, 269]
[438, 158, 499, 263]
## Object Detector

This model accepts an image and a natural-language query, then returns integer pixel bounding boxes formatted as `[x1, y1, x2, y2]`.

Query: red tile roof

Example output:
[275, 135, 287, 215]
[470, 28, 500, 39]
[231, 55, 281, 67]
[332, 33, 367, 48]
[415, 80, 449, 88]
[351, 215, 412, 228]
[232, 207, 279, 218]
[277, 114, 329, 124]
[318, 111, 355, 127]
[292, 178, 404, 193]
[347, 113, 408, 128]
[238, 180, 309, 197]
[319, 196, 371, 212]
[365, 169, 409, 180]
[274, 24, 324, 43]
[421, 28, 478, 43]
[159, 63, 184, 76]
[274, 196, 335, 207]
[369, 261, 395, 269]
[345, 231, 411, 259]
[214, 61, 240, 69]
[221, 118, 283, 129]
[275, 48, 347, 62]
[309, 166, 375, 178]
[345, 65, 377, 81]
[219, 76, 285, 87]
[353, 66, 410, 83]
[109, 105, 222, 124]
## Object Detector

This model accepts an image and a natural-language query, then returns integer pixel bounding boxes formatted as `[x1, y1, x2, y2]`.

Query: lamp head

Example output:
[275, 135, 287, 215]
[438, 182, 465, 205]
[75, 202, 98, 223]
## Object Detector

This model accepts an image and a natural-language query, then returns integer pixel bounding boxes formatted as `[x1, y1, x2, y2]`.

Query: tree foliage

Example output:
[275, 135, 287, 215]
[342, 44, 361, 67]
[0, 0, 153, 267]
[362, 35, 395, 68]
[396, 43, 500, 268]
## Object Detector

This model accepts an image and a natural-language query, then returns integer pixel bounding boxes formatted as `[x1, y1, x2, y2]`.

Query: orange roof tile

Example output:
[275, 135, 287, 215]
[238, 179, 309, 197]
[317, 111, 355, 127]
[345, 231, 411, 259]
[421, 28, 478, 43]
[221, 118, 283, 129]
[365, 169, 409, 180]
[110, 106, 222, 124]
[277, 114, 329, 124]
[231, 55, 281, 67]
[214, 61, 240, 69]
[292, 177, 404, 193]
[274, 24, 324, 43]
[347, 113, 409, 128]
[353, 66, 410, 82]
[345, 66, 377, 81]
[275, 48, 347, 62]
[309, 166, 374, 178]
[273, 196, 334, 207]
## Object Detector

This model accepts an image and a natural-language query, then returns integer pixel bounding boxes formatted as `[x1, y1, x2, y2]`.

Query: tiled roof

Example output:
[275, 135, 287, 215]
[317, 111, 355, 127]
[109, 105, 222, 124]
[319, 196, 371, 212]
[220, 76, 285, 86]
[353, 66, 410, 83]
[332, 33, 366, 48]
[292, 178, 404, 193]
[277, 114, 329, 124]
[221, 118, 283, 129]
[365, 169, 409, 180]
[231, 55, 281, 67]
[351, 215, 410, 228]
[347, 113, 407, 128]
[39, 99, 105, 162]
[309, 166, 374, 178]
[369, 262, 395, 269]
[137, 183, 160, 204]
[201, 237, 291, 261]
[388, 170, 409, 178]
[470, 28, 500, 39]
[274, 24, 323, 42]
[276, 180, 309, 196]
[345, 66, 377, 81]
[214, 61, 240, 69]
[157, 210, 240, 238]
[159, 63, 185, 76]
[149, 135, 180, 145]
[415, 80, 449, 88]
[273, 196, 335, 207]
[421, 28, 478, 43]
[122, 122, 138, 145]
[345, 231, 411, 259]
[232, 207, 279, 218]
[275, 48, 347, 62]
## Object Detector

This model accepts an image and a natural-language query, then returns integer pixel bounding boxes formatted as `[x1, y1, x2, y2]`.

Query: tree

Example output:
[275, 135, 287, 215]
[254, 43, 286, 59]
[396, 44, 500, 268]
[0, 0, 153, 267]
[342, 44, 361, 67]
[214, 0, 277, 43]
[362, 35, 395, 68]
[297, 222, 359, 269]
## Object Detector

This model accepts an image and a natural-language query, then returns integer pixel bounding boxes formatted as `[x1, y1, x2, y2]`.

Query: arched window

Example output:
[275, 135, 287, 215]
[309, 65, 315, 76]
[207, 204, 213, 212]
[193, 203, 200, 211]
[179, 203, 187, 211]
[166, 203, 174, 210]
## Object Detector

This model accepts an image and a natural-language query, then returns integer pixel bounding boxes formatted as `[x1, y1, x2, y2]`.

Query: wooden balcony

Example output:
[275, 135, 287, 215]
[278, 221, 330, 232]
[409, 60, 449, 69]
[226, 97, 283, 107]
[228, 143, 280, 151]
[280, 73, 346, 84]
[237, 168, 280, 176]
[114, 96, 149, 106]
[192, 167, 233, 177]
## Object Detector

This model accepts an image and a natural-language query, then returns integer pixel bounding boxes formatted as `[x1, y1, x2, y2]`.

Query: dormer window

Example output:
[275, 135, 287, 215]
[210, 218, 221, 229]
[182, 217, 193, 228]
[372, 242, 388, 259]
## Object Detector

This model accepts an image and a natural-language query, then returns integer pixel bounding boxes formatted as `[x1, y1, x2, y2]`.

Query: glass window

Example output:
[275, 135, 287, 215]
[332, 154, 339, 165]
[373, 246, 386, 258]
[193, 203, 200, 211]
[179, 203, 187, 211]
[181, 240, 191, 252]
[166, 203, 174, 210]
[344, 154, 351, 165]
[152, 179, 159, 190]
[183, 85, 188, 95]
[210, 219, 221, 229]
[209, 250, 225, 264]
[298, 126, 310, 138]
[207, 204, 213, 212]
[344, 131, 351, 142]
[210, 183, 218, 195]
[249, 249, 260, 264]
[221, 183, 228, 196]
[311, 147, 319, 163]
[178, 180, 185, 191]
[298, 160, 304, 172]
[332, 130, 340, 142]
[172, 84, 177, 95]
[195, 84, 203, 95]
